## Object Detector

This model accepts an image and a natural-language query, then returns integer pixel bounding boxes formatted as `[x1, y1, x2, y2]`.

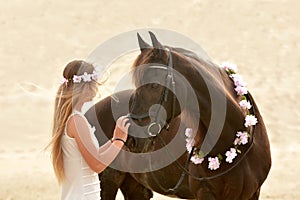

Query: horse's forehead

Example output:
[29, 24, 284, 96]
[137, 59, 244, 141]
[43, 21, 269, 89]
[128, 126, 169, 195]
[138, 48, 169, 64]
[143, 67, 168, 82]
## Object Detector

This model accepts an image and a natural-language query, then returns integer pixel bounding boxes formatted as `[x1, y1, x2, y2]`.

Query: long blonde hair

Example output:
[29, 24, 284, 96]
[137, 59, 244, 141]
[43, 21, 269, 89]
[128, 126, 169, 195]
[48, 60, 99, 183]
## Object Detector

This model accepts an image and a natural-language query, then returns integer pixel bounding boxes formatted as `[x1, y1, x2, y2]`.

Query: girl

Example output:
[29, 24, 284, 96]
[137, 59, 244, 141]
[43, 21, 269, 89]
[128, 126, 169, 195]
[48, 60, 130, 200]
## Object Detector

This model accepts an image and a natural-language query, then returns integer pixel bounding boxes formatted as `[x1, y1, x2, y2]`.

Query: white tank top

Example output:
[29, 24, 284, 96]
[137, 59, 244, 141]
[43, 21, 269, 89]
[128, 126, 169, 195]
[61, 110, 101, 200]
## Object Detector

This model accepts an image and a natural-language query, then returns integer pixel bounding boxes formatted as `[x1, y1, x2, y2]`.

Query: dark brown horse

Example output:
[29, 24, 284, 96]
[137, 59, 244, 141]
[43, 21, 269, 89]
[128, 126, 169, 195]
[85, 32, 271, 199]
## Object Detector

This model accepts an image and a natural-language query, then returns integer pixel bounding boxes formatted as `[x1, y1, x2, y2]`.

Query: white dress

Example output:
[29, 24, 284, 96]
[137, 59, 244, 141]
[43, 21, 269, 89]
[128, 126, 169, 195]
[61, 110, 101, 200]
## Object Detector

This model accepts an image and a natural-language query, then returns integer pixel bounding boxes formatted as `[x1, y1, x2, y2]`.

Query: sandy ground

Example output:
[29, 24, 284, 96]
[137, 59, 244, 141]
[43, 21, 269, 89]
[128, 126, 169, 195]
[0, 0, 300, 199]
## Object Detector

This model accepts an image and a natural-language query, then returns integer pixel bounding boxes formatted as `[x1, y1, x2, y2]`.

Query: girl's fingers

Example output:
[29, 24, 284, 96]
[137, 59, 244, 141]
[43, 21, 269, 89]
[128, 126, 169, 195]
[116, 116, 125, 126]
[119, 116, 128, 125]
[121, 118, 129, 128]
[113, 116, 129, 141]
[118, 116, 126, 123]
[116, 116, 130, 133]
[125, 122, 130, 131]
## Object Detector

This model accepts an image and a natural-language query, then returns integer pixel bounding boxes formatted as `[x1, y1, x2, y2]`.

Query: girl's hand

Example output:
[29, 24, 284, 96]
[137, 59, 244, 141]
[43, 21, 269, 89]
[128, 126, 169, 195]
[113, 115, 130, 142]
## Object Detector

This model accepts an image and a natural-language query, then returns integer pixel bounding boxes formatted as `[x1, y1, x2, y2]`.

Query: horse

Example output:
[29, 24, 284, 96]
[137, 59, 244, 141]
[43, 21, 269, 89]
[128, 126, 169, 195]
[85, 31, 271, 199]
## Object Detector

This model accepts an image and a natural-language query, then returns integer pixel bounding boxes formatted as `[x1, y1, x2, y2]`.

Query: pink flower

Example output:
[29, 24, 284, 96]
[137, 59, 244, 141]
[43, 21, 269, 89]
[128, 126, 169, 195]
[239, 100, 252, 110]
[221, 62, 238, 73]
[60, 77, 68, 85]
[234, 131, 249, 145]
[244, 115, 258, 127]
[234, 138, 240, 146]
[82, 72, 92, 82]
[91, 71, 99, 81]
[186, 138, 195, 153]
[230, 74, 247, 87]
[73, 75, 82, 83]
[191, 155, 204, 165]
[238, 132, 248, 145]
[185, 128, 193, 138]
[235, 86, 248, 96]
[208, 157, 220, 170]
[225, 148, 237, 163]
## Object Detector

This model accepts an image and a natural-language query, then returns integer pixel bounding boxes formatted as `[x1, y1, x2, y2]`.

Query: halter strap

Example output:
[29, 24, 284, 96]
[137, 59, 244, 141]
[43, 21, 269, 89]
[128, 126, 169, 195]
[128, 48, 176, 136]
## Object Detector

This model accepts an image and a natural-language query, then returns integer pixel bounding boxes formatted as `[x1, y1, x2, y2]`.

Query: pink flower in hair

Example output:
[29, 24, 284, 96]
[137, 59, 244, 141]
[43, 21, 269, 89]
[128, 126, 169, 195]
[91, 71, 99, 81]
[191, 155, 204, 165]
[238, 131, 249, 145]
[225, 148, 237, 163]
[234, 131, 249, 145]
[82, 72, 92, 82]
[60, 77, 68, 85]
[230, 74, 247, 87]
[185, 128, 194, 138]
[239, 100, 252, 110]
[244, 115, 258, 127]
[73, 75, 82, 83]
[208, 157, 220, 170]
[235, 86, 248, 96]
[186, 138, 195, 153]
[221, 62, 238, 73]
[233, 137, 240, 146]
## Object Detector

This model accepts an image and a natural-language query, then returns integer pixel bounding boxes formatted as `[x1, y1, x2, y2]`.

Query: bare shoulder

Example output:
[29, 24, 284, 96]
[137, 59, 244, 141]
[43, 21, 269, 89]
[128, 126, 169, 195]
[66, 114, 89, 138]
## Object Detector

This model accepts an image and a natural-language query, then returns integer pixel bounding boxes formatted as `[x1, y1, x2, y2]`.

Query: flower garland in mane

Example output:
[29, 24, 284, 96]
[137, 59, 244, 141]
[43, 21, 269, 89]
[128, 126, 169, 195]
[185, 62, 258, 170]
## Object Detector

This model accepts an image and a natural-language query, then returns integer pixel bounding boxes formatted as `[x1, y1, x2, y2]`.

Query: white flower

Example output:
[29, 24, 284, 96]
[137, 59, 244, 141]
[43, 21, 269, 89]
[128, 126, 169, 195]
[191, 155, 204, 164]
[208, 157, 220, 170]
[244, 115, 258, 127]
[186, 138, 195, 153]
[185, 128, 193, 138]
[82, 72, 92, 82]
[235, 86, 248, 96]
[225, 148, 237, 163]
[91, 70, 99, 81]
[221, 62, 238, 73]
[234, 137, 241, 146]
[185, 128, 197, 153]
[60, 77, 68, 85]
[239, 100, 252, 110]
[230, 74, 247, 87]
[239, 132, 249, 145]
[234, 131, 249, 145]
[73, 75, 82, 83]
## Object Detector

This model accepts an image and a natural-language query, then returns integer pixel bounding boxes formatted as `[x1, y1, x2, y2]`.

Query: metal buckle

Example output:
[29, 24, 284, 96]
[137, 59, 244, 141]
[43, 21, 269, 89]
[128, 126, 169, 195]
[147, 122, 162, 136]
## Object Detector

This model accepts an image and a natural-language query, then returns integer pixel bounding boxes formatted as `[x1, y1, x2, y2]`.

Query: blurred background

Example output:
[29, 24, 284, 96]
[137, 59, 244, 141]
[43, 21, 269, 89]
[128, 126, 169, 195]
[0, 0, 299, 199]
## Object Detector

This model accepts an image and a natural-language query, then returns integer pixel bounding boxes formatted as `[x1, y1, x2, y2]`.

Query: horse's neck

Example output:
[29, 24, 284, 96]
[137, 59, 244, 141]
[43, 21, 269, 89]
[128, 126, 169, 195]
[181, 65, 247, 153]
[174, 51, 248, 153]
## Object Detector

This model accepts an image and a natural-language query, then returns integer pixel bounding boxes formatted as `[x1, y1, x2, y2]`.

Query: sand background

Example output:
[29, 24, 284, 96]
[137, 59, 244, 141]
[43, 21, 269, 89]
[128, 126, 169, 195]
[0, 0, 299, 199]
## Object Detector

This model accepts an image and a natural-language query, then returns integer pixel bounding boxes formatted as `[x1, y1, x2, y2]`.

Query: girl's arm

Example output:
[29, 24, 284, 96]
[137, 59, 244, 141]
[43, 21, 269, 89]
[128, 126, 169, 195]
[67, 115, 129, 173]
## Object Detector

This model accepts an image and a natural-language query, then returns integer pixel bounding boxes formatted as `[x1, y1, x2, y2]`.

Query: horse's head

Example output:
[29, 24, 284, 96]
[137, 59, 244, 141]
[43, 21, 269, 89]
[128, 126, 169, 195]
[128, 32, 194, 137]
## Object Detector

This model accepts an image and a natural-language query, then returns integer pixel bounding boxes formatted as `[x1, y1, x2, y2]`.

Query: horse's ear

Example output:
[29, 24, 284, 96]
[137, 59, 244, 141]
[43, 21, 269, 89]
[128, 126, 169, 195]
[137, 33, 151, 52]
[149, 31, 164, 54]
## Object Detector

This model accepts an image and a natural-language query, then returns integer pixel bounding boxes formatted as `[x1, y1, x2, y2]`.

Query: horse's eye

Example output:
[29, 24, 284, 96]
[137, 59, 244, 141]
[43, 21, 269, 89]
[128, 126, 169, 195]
[151, 83, 160, 89]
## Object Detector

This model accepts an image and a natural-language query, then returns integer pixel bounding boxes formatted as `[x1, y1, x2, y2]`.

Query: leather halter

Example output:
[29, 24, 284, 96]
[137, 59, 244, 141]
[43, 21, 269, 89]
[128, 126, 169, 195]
[127, 48, 176, 137]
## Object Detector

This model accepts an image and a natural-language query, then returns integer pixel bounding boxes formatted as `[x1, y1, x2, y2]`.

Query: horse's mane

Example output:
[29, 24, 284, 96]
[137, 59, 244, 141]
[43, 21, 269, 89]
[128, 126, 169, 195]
[167, 46, 217, 69]
[171, 46, 243, 109]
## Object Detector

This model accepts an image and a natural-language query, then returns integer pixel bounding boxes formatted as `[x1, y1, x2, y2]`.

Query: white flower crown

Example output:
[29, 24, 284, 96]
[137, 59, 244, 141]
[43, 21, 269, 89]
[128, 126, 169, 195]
[59, 70, 100, 86]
